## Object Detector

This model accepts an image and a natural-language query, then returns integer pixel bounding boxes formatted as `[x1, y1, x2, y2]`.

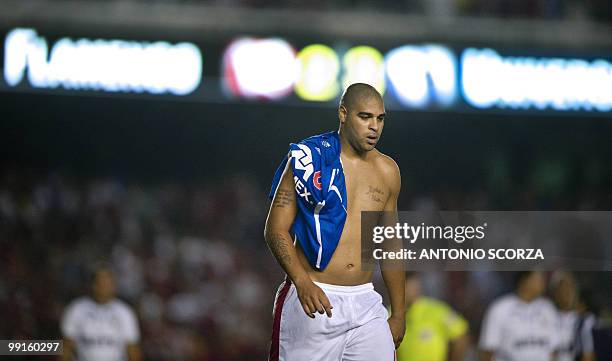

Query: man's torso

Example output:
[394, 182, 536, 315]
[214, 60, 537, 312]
[490, 295, 559, 361]
[63, 298, 136, 361]
[297, 150, 393, 285]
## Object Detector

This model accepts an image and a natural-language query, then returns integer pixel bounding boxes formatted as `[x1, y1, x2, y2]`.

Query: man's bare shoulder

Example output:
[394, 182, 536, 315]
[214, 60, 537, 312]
[372, 150, 401, 191]
[372, 150, 400, 178]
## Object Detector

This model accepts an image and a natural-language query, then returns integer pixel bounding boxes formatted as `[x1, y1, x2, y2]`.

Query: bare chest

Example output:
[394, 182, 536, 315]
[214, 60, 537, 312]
[342, 161, 388, 212]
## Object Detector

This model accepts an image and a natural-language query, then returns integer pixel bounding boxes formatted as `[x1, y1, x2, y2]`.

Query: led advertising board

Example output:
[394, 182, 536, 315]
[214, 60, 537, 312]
[2, 28, 611, 114]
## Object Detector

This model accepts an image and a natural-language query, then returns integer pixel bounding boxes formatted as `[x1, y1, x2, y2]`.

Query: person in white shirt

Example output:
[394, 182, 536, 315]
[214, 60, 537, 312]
[551, 271, 596, 361]
[479, 271, 560, 361]
[60, 265, 142, 361]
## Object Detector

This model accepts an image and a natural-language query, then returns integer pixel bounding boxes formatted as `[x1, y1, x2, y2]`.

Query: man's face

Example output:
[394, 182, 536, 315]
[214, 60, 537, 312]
[525, 271, 546, 297]
[554, 277, 577, 310]
[340, 96, 386, 152]
[92, 269, 116, 303]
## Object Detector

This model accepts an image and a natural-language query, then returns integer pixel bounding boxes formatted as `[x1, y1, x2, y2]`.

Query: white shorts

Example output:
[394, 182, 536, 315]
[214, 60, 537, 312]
[268, 279, 396, 361]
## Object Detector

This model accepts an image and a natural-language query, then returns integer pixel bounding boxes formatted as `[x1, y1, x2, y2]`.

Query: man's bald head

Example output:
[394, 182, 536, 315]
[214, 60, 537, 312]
[337, 83, 386, 153]
[340, 83, 383, 111]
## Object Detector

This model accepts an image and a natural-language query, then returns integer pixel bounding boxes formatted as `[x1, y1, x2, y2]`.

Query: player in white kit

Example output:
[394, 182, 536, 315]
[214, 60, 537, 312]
[479, 271, 560, 361]
[60, 265, 142, 361]
[550, 271, 596, 361]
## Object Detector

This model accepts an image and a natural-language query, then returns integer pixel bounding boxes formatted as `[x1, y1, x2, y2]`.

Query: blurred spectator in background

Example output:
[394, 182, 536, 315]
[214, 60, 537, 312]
[60, 264, 142, 361]
[551, 270, 596, 361]
[479, 271, 559, 361]
[396, 272, 469, 361]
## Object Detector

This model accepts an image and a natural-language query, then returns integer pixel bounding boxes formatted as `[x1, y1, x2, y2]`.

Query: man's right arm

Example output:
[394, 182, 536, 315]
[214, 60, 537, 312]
[59, 304, 77, 361]
[479, 302, 502, 361]
[264, 159, 333, 318]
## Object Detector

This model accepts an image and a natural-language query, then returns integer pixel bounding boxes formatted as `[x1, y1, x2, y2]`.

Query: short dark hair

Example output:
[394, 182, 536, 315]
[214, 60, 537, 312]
[513, 271, 536, 289]
[340, 83, 382, 110]
[88, 261, 113, 283]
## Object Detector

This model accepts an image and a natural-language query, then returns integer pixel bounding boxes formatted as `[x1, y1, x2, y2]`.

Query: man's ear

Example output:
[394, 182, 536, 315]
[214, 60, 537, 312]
[339, 105, 347, 124]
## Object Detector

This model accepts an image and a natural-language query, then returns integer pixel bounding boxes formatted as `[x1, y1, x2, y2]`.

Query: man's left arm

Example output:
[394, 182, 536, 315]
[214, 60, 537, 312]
[126, 344, 142, 361]
[380, 160, 405, 349]
[124, 308, 142, 361]
[445, 307, 470, 361]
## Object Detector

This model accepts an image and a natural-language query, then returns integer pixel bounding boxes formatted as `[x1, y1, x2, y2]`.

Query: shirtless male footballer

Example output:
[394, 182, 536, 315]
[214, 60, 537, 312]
[265, 83, 405, 361]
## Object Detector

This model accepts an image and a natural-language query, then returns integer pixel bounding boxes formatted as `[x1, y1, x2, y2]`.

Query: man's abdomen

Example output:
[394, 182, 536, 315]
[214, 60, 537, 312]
[296, 225, 373, 286]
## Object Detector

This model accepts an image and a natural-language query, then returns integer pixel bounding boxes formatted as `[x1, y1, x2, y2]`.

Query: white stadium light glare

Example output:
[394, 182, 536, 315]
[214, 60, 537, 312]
[3, 28, 203, 95]
[222, 37, 297, 100]
[461, 48, 612, 112]
[385, 45, 458, 108]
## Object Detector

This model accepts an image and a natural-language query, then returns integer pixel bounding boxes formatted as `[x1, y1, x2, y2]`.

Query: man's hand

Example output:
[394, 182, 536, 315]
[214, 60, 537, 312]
[387, 315, 405, 349]
[294, 278, 333, 318]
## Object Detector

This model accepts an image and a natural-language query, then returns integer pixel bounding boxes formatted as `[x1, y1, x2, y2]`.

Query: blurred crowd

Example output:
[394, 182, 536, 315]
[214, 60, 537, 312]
[0, 170, 280, 360]
[0, 168, 610, 360]
[67, 0, 612, 23]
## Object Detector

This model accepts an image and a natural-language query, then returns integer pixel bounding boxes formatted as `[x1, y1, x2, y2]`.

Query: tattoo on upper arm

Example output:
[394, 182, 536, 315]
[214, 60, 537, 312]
[267, 232, 293, 265]
[273, 188, 294, 208]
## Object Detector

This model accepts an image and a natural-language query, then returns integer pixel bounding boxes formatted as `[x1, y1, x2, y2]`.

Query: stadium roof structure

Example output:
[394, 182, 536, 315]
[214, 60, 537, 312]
[1, 0, 612, 49]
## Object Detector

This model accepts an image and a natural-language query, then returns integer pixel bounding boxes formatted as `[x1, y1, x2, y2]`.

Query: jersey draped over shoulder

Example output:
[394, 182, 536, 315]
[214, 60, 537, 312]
[269, 130, 348, 271]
